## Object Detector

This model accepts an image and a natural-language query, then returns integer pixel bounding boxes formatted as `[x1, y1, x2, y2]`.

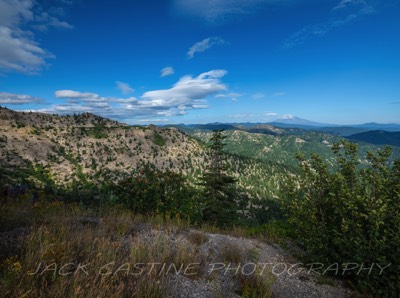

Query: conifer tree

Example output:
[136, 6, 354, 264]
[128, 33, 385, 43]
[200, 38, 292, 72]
[199, 130, 238, 227]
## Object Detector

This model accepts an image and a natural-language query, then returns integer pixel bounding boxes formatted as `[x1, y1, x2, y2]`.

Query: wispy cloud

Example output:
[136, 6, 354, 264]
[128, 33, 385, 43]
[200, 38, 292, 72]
[228, 113, 255, 119]
[273, 92, 285, 97]
[161, 67, 174, 77]
[32, 12, 74, 31]
[332, 0, 373, 12]
[284, 0, 376, 48]
[173, 0, 273, 24]
[136, 118, 170, 123]
[215, 92, 243, 101]
[187, 37, 225, 59]
[116, 81, 134, 94]
[252, 92, 265, 99]
[228, 112, 285, 120]
[55, 90, 137, 105]
[0, 92, 42, 104]
[0, 0, 73, 74]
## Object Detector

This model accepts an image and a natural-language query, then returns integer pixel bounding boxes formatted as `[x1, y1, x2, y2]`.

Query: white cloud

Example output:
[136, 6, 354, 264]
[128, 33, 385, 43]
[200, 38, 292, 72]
[192, 104, 209, 109]
[273, 92, 285, 97]
[111, 97, 138, 103]
[83, 102, 111, 109]
[0, 0, 72, 74]
[116, 81, 134, 94]
[55, 89, 137, 104]
[187, 37, 225, 59]
[161, 66, 174, 77]
[0, 91, 42, 104]
[45, 70, 228, 121]
[55, 90, 101, 100]
[142, 70, 227, 106]
[252, 92, 265, 99]
[265, 112, 278, 116]
[38, 104, 95, 114]
[0, 0, 33, 27]
[0, 25, 52, 74]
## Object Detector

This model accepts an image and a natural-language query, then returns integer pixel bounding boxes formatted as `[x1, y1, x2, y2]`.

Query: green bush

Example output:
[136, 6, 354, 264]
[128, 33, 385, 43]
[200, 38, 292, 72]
[284, 140, 400, 296]
[153, 133, 166, 146]
[115, 164, 202, 223]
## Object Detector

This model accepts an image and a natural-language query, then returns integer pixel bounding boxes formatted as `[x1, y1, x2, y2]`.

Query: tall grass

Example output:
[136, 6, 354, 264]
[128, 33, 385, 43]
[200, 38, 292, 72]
[0, 201, 188, 297]
[0, 199, 278, 297]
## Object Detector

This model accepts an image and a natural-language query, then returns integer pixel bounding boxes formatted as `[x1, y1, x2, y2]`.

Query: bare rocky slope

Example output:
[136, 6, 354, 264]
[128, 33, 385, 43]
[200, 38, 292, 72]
[0, 107, 205, 182]
[0, 107, 288, 199]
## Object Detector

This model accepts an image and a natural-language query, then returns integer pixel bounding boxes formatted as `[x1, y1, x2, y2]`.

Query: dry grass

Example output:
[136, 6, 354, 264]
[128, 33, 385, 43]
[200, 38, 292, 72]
[238, 272, 275, 298]
[0, 199, 280, 297]
[187, 231, 208, 246]
[0, 201, 199, 298]
[220, 242, 243, 264]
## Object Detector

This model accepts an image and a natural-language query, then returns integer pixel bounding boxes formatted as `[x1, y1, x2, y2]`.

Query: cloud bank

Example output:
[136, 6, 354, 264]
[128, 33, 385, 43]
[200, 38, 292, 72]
[0, 91, 42, 104]
[27, 70, 228, 123]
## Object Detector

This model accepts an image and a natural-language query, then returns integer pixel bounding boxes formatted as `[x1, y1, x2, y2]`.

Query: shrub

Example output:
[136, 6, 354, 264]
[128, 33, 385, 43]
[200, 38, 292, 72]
[284, 140, 400, 296]
[221, 242, 243, 263]
[115, 164, 202, 223]
[238, 272, 275, 298]
[153, 133, 166, 147]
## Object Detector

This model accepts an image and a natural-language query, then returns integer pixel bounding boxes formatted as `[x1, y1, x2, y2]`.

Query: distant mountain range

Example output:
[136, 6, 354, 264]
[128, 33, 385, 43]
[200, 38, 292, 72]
[169, 116, 400, 138]
[270, 115, 335, 127]
[166, 116, 400, 147]
[269, 116, 400, 135]
[347, 130, 400, 147]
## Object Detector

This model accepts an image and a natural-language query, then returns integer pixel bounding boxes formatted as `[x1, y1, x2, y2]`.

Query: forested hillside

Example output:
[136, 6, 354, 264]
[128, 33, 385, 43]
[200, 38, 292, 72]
[190, 127, 400, 167]
[1, 107, 400, 297]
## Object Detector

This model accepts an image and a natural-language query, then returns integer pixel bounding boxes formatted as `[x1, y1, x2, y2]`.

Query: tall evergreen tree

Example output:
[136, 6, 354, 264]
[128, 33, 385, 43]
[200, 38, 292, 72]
[199, 130, 238, 227]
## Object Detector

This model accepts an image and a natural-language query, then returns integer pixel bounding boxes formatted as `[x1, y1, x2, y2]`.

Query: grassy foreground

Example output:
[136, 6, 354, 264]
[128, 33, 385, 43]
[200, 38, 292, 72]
[0, 198, 276, 298]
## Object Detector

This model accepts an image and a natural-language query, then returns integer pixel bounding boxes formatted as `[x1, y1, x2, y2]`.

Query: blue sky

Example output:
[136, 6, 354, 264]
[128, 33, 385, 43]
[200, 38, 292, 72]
[0, 0, 399, 124]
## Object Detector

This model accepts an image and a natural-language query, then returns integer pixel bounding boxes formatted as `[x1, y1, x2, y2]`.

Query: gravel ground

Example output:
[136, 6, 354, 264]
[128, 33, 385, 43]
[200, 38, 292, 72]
[126, 226, 353, 298]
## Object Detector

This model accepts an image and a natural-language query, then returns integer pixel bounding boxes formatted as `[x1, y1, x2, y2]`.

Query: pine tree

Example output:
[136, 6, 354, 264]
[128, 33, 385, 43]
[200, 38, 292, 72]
[199, 130, 238, 227]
